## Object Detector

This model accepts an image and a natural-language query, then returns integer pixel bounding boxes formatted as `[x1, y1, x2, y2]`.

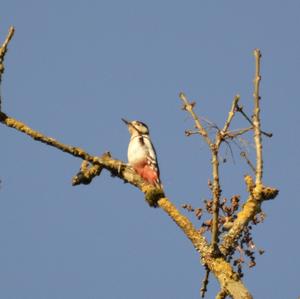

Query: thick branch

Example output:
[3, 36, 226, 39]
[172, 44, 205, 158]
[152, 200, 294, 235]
[0, 111, 164, 206]
[216, 289, 228, 299]
[253, 49, 263, 185]
[158, 198, 252, 299]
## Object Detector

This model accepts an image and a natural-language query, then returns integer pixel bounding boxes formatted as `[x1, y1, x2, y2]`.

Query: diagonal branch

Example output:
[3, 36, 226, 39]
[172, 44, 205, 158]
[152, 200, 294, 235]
[236, 104, 272, 138]
[220, 175, 278, 256]
[0, 26, 15, 111]
[0, 26, 14, 77]
[200, 266, 210, 298]
[220, 94, 240, 136]
[240, 151, 256, 173]
[0, 111, 164, 206]
[158, 199, 253, 299]
[179, 92, 213, 146]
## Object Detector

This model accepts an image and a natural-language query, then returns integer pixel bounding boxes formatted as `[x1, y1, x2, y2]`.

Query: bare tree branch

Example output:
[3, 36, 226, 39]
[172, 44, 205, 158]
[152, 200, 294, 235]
[220, 94, 240, 136]
[224, 127, 253, 139]
[0, 111, 165, 206]
[220, 175, 278, 256]
[200, 266, 210, 298]
[235, 104, 272, 138]
[210, 146, 221, 252]
[252, 49, 263, 185]
[218, 50, 279, 259]
[158, 199, 252, 299]
[240, 151, 256, 173]
[0, 26, 15, 111]
[179, 92, 213, 146]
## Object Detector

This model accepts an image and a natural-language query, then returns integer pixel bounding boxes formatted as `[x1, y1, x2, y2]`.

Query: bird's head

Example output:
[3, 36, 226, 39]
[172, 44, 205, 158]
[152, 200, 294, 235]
[122, 119, 149, 136]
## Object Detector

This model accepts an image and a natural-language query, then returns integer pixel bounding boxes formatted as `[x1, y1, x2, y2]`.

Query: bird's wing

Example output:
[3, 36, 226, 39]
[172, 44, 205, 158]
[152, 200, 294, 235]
[143, 136, 160, 180]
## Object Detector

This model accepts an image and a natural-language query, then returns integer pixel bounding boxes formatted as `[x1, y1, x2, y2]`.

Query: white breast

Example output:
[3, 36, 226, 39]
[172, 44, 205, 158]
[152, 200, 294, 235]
[127, 136, 148, 164]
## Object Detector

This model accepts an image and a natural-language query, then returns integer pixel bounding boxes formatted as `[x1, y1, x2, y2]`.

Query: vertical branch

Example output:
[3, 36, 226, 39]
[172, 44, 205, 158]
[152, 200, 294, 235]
[179, 92, 221, 253]
[211, 95, 239, 253]
[211, 146, 221, 252]
[252, 49, 263, 185]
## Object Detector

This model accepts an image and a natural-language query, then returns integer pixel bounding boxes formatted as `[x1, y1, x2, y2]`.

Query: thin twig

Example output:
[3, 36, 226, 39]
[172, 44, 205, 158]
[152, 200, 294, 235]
[179, 92, 213, 146]
[185, 129, 200, 136]
[201, 116, 220, 131]
[240, 152, 256, 173]
[0, 26, 15, 111]
[211, 147, 221, 253]
[221, 95, 240, 135]
[236, 104, 272, 138]
[225, 127, 253, 139]
[252, 49, 263, 185]
[200, 266, 210, 298]
[223, 139, 235, 164]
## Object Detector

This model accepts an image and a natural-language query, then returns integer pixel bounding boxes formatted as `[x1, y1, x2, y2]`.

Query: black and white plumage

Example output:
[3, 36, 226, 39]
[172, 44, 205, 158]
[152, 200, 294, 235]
[122, 119, 162, 188]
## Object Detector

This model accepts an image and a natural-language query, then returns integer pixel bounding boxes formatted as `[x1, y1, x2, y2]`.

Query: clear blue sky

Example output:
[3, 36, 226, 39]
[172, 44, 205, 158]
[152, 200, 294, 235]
[1, 1, 299, 298]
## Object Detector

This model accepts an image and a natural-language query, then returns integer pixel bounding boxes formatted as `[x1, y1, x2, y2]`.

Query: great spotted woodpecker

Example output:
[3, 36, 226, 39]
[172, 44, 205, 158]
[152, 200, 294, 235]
[122, 119, 162, 189]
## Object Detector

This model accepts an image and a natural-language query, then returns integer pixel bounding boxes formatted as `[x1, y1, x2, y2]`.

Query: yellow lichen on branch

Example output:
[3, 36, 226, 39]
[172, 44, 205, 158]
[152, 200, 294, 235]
[220, 175, 278, 256]
[158, 198, 253, 299]
[0, 112, 93, 161]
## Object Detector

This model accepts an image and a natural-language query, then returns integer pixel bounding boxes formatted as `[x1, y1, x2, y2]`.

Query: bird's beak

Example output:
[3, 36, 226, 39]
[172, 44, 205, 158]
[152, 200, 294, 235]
[122, 118, 130, 126]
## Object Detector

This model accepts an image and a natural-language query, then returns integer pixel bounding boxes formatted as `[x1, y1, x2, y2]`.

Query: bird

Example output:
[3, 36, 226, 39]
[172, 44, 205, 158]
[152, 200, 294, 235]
[122, 119, 162, 189]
